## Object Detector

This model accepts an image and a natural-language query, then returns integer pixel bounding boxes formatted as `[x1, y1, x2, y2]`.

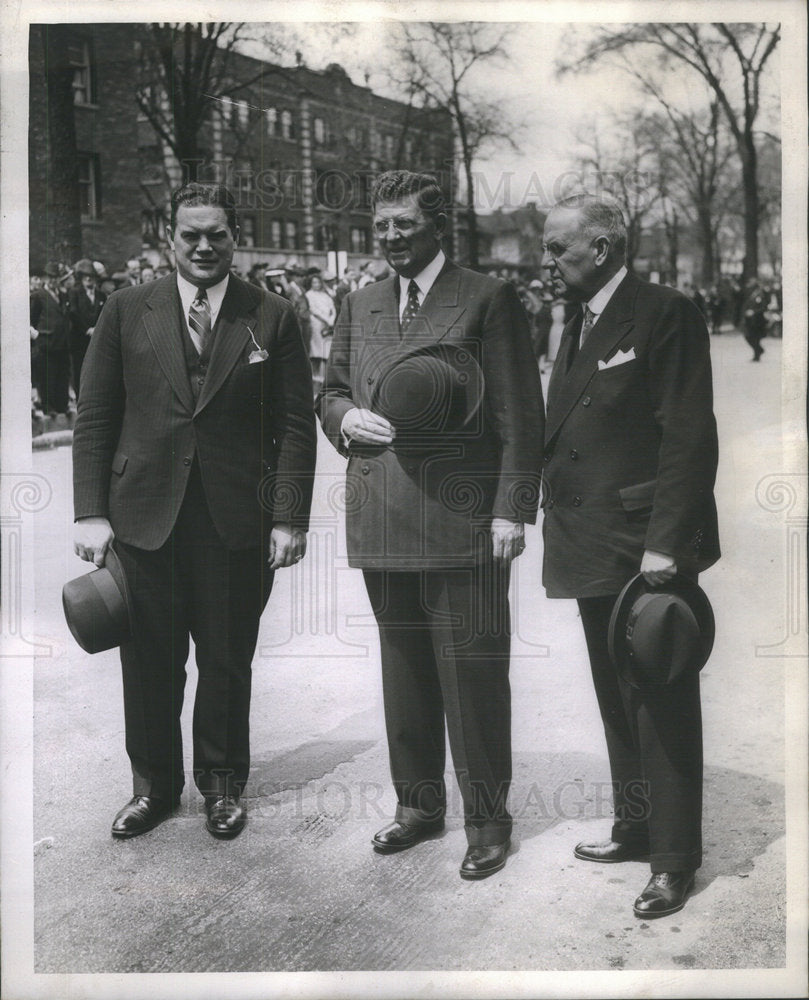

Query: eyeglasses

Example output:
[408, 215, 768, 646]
[373, 217, 418, 238]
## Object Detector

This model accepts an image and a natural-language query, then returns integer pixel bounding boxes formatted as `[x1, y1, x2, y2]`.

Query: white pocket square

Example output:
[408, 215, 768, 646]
[598, 347, 636, 371]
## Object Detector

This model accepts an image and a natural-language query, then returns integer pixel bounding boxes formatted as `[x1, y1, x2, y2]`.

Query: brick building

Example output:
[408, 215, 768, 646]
[29, 23, 459, 276]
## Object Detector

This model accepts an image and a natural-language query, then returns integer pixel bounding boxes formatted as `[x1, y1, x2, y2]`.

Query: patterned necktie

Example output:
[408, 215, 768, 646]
[189, 287, 212, 355]
[400, 280, 421, 335]
[580, 305, 596, 345]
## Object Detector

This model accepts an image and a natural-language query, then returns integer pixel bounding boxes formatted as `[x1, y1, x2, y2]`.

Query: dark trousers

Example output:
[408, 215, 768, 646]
[71, 342, 89, 400]
[363, 562, 512, 847]
[32, 347, 70, 414]
[578, 595, 703, 872]
[114, 468, 274, 801]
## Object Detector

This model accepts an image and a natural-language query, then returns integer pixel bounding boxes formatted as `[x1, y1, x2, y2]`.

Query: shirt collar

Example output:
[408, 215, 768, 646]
[176, 271, 230, 326]
[401, 248, 446, 303]
[587, 265, 628, 317]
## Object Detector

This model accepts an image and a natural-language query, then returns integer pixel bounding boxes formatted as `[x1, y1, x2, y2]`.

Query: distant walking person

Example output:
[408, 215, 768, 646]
[72, 183, 317, 841]
[742, 280, 768, 361]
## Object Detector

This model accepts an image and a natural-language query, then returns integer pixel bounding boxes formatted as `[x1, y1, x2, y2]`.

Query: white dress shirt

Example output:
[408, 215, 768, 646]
[176, 272, 230, 353]
[398, 249, 446, 320]
[581, 265, 628, 345]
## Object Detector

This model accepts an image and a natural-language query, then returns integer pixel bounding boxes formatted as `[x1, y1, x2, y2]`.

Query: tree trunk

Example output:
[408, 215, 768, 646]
[464, 154, 479, 268]
[740, 132, 759, 283]
[41, 25, 82, 263]
[697, 207, 714, 286]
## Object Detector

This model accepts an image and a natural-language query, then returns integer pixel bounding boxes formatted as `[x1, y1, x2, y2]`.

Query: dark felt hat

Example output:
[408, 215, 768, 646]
[73, 258, 97, 278]
[371, 342, 485, 443]
[44, 261, 62, 278]
[608, 574, 715, 687]
[62, 545, 132, 654]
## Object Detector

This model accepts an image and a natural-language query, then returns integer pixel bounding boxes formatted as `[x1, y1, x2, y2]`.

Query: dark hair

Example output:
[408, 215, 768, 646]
[170, 182, 239, 235]
[371, 171, 446, 224]
[555, 194, 627, 260]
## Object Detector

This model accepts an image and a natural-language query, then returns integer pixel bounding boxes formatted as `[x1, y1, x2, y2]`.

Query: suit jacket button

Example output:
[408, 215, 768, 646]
[197, 377, 205, 385]
[569, 449, 578, 460]
[183, 457, 192, 466]
[546, 499, 555, 510]
[361, 464, 370, 475]
[582, 396, 591, 406]
[367, 376, 374, 384]
[572, 495, 582, 506]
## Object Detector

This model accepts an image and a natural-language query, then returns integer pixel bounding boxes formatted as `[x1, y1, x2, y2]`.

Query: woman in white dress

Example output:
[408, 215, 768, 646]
[305, 274, 337, 393]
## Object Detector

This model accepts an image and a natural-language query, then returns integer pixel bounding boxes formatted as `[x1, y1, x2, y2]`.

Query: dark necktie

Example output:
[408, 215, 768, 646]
[189, 288, 212, 355]
[580, 305, 595, 345]
[400, 280, 421, 335]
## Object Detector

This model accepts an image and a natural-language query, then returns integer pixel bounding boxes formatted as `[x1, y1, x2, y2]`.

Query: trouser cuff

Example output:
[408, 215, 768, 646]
[465, 820, 512, 847]
[395, 802, 444, 826]
[650, 850, 702, 873]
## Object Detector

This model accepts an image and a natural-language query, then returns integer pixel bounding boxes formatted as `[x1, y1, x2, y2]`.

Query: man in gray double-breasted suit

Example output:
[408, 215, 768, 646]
[318, 170, 544, 879]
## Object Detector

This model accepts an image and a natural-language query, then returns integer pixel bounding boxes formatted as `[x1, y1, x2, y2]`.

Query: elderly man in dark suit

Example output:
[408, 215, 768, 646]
[540, 195, 719, 918]
[30, 262, 72, 416]
[73, 183, 317, 840]
[317, 171, 544, 879]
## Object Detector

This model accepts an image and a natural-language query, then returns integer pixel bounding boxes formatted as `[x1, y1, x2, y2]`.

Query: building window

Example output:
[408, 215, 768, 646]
[315, 222, 337, 252]
[270, 219, 282, 247]
[78, 153, 100, 219]
[234, 159, 253, 194]
[68, 35, 95, 105]
[350, 226, 370, 254]
[230, 99, 249, 129]
[284, 220, 298, 247]
[281, 109, 295, 140]
[266, 107, 277, 136]
[240, 215, 256, 247]
[313, 117, 325, 145]
[385, 134, 395, 161]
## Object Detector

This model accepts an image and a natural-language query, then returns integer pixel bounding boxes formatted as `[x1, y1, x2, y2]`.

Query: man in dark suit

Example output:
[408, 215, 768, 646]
[67, 258, 107, 399]
[30, 262, 72, 416]
[540, 195, 719, 918]
[73, 183, 317, 840]
[317, 171, 544, 879]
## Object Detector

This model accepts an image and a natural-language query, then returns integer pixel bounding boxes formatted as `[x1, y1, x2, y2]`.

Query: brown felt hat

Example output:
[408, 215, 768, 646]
[62, 545, 131, 654]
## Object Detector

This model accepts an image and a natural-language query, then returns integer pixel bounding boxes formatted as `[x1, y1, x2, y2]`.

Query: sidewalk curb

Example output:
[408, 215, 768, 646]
[33, 430, 74, 451]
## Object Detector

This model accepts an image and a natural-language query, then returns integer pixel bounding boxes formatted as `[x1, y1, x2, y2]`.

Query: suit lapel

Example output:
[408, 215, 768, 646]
[142, 276, 195, 414]
[195, 276, 257, 414]
[545, 273, 638, 443]
[400, 262, 466, 349]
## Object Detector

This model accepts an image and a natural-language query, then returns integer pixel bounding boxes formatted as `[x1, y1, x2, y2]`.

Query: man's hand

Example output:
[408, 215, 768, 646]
[640, 549, 677, 586]
[74, 516, 114, 567]
[491, 518, 525, 563]
[341, 408, 396, 446]
[268, 523, 307, 570]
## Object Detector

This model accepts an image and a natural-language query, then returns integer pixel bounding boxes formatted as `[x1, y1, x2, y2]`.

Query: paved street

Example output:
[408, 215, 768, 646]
[29, 332, 795, 984]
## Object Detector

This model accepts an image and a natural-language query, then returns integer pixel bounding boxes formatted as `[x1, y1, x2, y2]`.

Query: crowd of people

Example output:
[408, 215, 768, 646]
[30, 246, 783, 432]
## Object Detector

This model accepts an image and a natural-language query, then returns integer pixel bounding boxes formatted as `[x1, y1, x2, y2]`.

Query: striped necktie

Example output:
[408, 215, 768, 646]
[580, 305, 595, 345]
[189, 288, 212, 355]
[400, 280, 421, 335]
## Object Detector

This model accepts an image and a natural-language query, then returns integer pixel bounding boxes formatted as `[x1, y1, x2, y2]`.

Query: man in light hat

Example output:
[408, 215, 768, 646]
[73, 182, 316, 841]
[540, 194, 720, 918]
[68, 258, 106, 399]
[318, 170, 544, 880]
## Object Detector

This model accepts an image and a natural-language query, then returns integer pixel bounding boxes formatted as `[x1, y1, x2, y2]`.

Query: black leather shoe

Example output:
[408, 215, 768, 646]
[633, 870, 696, 918]
[372, 819, 444, 853]
[460, 840, 510, 880]
[111, 795, 178, 839]
[574, 839, 649, 863]
[205, 795, 246, 839]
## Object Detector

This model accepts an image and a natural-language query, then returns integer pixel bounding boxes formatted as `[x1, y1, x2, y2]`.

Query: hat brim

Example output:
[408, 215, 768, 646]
[371, 343, 485, 445]
[62, 544, 132, 654]
[608, 573, 715, 687]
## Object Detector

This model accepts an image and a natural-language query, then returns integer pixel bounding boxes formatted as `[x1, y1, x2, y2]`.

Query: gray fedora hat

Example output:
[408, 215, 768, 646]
[62, 545, 131, 654]
[608, 574, 715, 687]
